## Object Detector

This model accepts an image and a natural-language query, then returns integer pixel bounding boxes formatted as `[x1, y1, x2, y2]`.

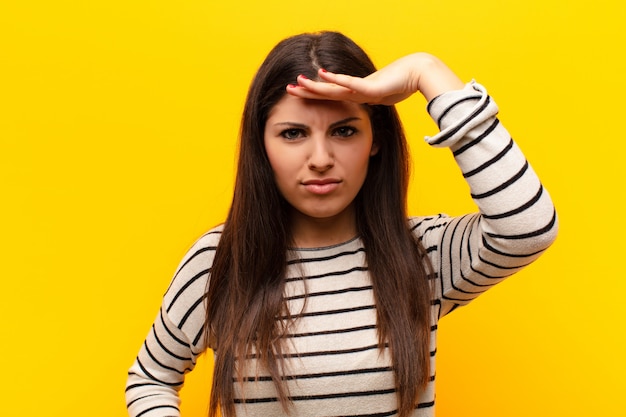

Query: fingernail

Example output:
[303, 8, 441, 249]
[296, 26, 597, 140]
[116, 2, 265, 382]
[287, 84, 297, 88]
[320, 68, 327, 73]
[299, 74, 308, 80]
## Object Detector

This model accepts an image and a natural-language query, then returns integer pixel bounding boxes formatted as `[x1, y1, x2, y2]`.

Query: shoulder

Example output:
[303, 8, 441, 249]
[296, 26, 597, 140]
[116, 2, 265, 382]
[162, 224, 224, 306]
[193, 224, 224, 248]
[196, 225, 223, 248]
[408, 215, 450, 239]
[176, 225, 223, 274]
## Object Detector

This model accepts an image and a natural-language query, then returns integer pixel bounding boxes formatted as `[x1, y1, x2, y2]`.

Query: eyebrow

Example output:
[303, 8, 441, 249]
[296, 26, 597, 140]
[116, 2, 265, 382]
[272, 117, 362, 129]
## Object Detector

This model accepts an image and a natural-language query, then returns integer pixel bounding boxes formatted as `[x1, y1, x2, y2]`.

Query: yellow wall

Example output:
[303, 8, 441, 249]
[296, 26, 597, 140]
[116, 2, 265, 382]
[1, 1, 624, 415]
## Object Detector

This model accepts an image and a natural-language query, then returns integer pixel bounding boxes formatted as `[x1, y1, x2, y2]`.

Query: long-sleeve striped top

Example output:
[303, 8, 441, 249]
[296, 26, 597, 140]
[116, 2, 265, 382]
[125, 81, 558, 417]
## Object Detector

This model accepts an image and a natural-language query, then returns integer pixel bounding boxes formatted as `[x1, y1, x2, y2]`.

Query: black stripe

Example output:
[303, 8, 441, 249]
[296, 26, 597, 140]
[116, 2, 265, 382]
[430, 95, 491, 145]
[471, 161, 529, 199]
[436, 95, 483, 127]
[343, 399, 435, 417]
[287, 324, 377, 338]
[434, 299, 444, 320]
[452, 118, 500, 156]
[136, 405, 179, 417]
[442, 303, 462, 316]
[476, 252, 534, 271]
[176, 247, 214, 275]
[443, 222, 508, 294]
[239, 366, 393, 382]
[166, 269, 209, 313]
[438, 215, 464, 301]
[449, 303, 461, 313]
[483, 186, 544, 220]
[284, 285, 373, 301]
[463, 225, 511, 281]
[486, 209, 557, 240]
[423, 222, 447, 234]
[143, 341, 188, 375]
[177, 295, 204, 329]
[463, 137, 514, 178]
[334, 409, 399, 417]
[245, 342, 386, 360]
[192, 326, 204, 347]
[441, 214, 486, 297]
[125, 380, 162, 393]
[462, 267, 506, 283]
[284, 304, 375, 320]
[152, 324, 191, 361]
[234, 387, 397, 404]
[285, 266, 368, 283]
[425, 245, 437, 253]
[126, 393, 160, 408]
[288, 247, 366, 265]
[481, 235, 545, 258]
[409, 215, 442, 231]
[166, 245, 215, 293]
[158, 310, 190, 348]
[135, 358, 182, 388]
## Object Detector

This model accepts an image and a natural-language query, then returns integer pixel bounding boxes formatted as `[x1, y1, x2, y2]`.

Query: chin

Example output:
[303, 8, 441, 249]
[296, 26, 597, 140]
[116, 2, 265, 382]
[298, 204, 352, 221]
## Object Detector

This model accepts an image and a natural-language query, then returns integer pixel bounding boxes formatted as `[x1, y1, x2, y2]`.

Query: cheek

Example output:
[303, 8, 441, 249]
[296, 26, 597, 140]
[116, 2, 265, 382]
[264, 141, 280, 172]
[344, 143, 374, 172]
[265, 146, 294, 184]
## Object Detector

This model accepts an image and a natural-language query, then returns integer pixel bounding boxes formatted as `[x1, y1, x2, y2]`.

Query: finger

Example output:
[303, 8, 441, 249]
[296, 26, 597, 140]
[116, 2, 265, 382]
[285, 84, 352, 101]
[294, 75, 359, 101]
[317, 70, 372, 94]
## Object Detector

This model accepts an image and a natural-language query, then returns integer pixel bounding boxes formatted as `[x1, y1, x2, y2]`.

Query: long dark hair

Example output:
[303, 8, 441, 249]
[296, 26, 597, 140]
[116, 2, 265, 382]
[205, 31, 433, 417]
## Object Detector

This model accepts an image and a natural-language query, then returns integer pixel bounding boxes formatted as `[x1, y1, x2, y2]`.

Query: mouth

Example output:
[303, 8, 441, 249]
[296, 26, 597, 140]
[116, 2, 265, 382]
[301, 178, 341, 195]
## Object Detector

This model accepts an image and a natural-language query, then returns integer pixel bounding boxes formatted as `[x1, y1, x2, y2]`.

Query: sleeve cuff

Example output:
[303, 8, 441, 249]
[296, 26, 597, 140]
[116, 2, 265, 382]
[424, 80, 499, 148]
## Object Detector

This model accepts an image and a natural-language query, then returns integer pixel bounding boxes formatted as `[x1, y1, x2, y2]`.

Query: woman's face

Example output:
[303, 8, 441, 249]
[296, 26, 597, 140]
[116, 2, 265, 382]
[264, 94, 378, 236]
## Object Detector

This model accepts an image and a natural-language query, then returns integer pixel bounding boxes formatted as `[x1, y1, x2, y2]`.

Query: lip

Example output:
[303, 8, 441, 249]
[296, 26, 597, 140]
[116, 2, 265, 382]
[302, 178, 341, 195]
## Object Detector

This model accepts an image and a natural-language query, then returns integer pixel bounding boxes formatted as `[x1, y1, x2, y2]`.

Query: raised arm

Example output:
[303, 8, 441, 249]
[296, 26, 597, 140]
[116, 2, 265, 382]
[290, 53, 558, 315]
[419, 80, 557, 315]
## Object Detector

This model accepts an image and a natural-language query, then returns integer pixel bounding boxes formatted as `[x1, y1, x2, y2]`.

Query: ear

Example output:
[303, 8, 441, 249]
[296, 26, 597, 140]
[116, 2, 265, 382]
[370, 140, 380, 156]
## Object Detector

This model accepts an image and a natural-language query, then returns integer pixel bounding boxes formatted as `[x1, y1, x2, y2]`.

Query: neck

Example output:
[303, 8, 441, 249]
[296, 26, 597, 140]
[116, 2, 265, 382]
[289, 204, 357, 248]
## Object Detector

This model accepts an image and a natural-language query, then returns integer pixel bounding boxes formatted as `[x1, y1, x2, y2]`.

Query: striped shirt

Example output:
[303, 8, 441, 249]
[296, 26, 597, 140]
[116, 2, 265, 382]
[125, 82, 558, 417]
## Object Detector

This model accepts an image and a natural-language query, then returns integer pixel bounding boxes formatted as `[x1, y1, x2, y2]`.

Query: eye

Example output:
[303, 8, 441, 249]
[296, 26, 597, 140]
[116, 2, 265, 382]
[280, 128, 305, 140]
[332, 126, 357, 137]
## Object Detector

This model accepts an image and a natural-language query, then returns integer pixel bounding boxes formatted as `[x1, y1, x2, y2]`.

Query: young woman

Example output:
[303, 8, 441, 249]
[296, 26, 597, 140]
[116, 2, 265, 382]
[125, 31, 557, 417]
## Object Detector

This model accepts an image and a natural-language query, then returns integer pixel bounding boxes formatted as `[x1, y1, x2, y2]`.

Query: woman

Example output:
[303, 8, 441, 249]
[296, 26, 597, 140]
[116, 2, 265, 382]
[125, 31, 557, 417]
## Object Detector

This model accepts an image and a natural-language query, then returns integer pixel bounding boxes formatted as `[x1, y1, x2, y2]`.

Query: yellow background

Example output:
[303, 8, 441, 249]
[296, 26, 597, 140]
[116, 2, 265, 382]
[1, 0, 624, 415]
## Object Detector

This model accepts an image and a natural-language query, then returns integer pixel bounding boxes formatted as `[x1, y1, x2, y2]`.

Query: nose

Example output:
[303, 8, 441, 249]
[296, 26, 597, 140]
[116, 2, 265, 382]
[307, 136, 334, 172]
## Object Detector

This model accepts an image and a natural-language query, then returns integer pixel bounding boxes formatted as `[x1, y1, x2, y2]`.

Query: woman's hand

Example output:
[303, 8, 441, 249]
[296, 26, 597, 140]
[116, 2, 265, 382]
[287, 52, 465, 104]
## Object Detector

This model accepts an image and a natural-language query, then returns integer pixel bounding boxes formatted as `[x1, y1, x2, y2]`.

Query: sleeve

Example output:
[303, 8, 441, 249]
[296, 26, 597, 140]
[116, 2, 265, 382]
[125, 228, 222, 417]
[416, 81, 558, 317]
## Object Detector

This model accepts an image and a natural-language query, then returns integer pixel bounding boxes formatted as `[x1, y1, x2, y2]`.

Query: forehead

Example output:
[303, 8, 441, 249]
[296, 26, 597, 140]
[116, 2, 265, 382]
[267, 94, 369, 123]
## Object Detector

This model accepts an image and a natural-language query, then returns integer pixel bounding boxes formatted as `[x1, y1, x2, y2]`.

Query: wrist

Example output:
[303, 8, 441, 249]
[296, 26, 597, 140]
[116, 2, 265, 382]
[410, 53, 464, 101]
